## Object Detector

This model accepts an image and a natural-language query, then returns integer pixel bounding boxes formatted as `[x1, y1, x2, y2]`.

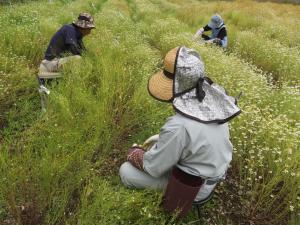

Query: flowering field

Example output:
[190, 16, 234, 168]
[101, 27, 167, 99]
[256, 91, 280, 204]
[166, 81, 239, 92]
[0, 0, 299, 224]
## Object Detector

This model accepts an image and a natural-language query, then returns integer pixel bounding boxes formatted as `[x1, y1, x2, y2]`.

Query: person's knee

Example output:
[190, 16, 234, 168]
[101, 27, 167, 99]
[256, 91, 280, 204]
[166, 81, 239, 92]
[119, 162, 129, 177]
[58, 55, 81, 68]
[119, 162, 133, 187]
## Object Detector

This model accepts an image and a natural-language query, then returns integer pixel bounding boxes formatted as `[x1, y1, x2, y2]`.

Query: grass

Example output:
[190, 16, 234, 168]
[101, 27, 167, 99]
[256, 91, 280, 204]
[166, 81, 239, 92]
[129, 0, 299, 223]
[0, 0, 299, 224]
[156, 0, 300, 86]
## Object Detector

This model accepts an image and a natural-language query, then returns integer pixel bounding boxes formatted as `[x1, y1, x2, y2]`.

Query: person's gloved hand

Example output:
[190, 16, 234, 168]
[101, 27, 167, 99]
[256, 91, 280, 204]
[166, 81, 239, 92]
[142, 134, 159, 150]
[205, 39, 214, 44]
[212, 38, 222, 46]
[127, 146, 144, 157]
[127, 147, 145, 170]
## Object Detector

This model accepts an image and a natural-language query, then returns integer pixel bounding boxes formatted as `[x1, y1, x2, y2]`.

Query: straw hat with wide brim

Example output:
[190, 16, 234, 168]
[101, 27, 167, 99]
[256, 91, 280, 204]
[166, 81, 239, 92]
[148, 46, 241, 124]
[148, 47, 179, 102]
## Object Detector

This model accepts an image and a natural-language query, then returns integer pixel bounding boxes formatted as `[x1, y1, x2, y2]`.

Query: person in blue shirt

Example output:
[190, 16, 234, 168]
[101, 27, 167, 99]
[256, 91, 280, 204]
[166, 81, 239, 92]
[194, 14, 228, 48]
[38, 12, 95, 83]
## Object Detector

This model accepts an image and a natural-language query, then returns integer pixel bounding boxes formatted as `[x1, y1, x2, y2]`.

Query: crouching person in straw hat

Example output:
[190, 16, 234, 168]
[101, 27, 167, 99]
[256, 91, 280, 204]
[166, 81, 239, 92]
[119, 46, 241, 217]
[38, 12, 95, 84]
[194, 14, 228, 48]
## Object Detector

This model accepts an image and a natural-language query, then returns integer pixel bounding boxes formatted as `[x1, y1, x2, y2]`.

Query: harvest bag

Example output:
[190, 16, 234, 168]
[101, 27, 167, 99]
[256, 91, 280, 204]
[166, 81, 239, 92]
[163, 167, 203, 218]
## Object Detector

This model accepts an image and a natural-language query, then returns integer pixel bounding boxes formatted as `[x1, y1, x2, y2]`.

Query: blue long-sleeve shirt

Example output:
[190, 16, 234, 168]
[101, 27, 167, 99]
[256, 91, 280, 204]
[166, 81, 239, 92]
[44, 24, 85, 60]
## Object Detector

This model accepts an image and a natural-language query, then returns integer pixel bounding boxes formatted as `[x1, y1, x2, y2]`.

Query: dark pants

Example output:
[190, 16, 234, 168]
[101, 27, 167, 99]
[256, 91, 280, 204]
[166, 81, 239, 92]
[37, 78, 59, 86]
[38, 78, 55, 86]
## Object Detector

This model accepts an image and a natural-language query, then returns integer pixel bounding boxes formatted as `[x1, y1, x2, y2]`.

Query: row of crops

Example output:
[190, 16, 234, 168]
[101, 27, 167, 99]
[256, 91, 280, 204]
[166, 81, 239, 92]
[0, 0, 299, 224]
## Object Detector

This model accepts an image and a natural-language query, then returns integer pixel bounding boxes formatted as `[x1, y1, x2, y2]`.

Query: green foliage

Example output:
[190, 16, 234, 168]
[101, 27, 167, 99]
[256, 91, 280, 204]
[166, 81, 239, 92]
[115, 0, 300, 224]
[73, 179, 172, 225]
[158, 0, 300, 86]
[0, 0, 299, 224]
[233, 31, 300, 85]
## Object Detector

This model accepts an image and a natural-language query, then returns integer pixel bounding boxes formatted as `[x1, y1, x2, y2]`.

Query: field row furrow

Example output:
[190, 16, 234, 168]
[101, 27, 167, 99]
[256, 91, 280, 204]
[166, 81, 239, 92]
[167, 0, 300, 49]
[0, 0, 299, 224]
[0, 0, 108, 141]
[156, 0, 300, 86]
[128, 0, 299, 224]
[0, 0, 176, 224]
[0, 0, 111, 224]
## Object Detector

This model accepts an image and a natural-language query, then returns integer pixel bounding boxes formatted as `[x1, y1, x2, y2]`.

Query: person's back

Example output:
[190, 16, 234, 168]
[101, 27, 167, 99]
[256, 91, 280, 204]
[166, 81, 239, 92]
[143, 113, 232, 180]
[172, 113, 232, 179]
[38, 12, 95, 84]
[44, 24, 84, 60]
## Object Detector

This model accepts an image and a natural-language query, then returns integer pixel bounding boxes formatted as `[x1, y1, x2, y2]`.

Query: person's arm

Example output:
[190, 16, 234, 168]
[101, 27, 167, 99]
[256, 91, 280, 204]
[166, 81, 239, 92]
[203, 25, 211, 32]
[67, 43, 82, 55]
[78, 39, 86, 51]
[194, 25, 211, 38]
[65, 28, 83, 55]
[216, 27, 228, 48]
[142, 123, 188, 177]
[219, 36, 228, 48]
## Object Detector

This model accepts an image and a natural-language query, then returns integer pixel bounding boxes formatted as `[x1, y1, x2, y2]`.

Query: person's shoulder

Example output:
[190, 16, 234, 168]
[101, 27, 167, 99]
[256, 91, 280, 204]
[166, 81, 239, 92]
[220, 25, 227, 31]
[204, 25, 211, 30]
[164, 114, 190, 131]
[174, 113, 198, 122]
[61, 24, 76, 32]
[169, 113, 224, 130]
[165, 114, 184, 130]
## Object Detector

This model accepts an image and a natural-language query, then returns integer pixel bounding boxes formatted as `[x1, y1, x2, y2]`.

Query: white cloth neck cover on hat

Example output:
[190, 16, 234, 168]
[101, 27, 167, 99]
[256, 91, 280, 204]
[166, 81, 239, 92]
[172, 47, 241, 123]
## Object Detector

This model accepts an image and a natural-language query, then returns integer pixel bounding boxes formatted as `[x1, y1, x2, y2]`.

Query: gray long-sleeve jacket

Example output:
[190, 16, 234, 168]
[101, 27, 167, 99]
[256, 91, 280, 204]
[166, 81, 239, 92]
[143, 113, 232, 180]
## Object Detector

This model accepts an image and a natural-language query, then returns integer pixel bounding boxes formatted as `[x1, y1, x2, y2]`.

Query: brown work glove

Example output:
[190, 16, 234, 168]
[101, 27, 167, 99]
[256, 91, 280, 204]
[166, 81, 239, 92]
[127, 147, 145, 171]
